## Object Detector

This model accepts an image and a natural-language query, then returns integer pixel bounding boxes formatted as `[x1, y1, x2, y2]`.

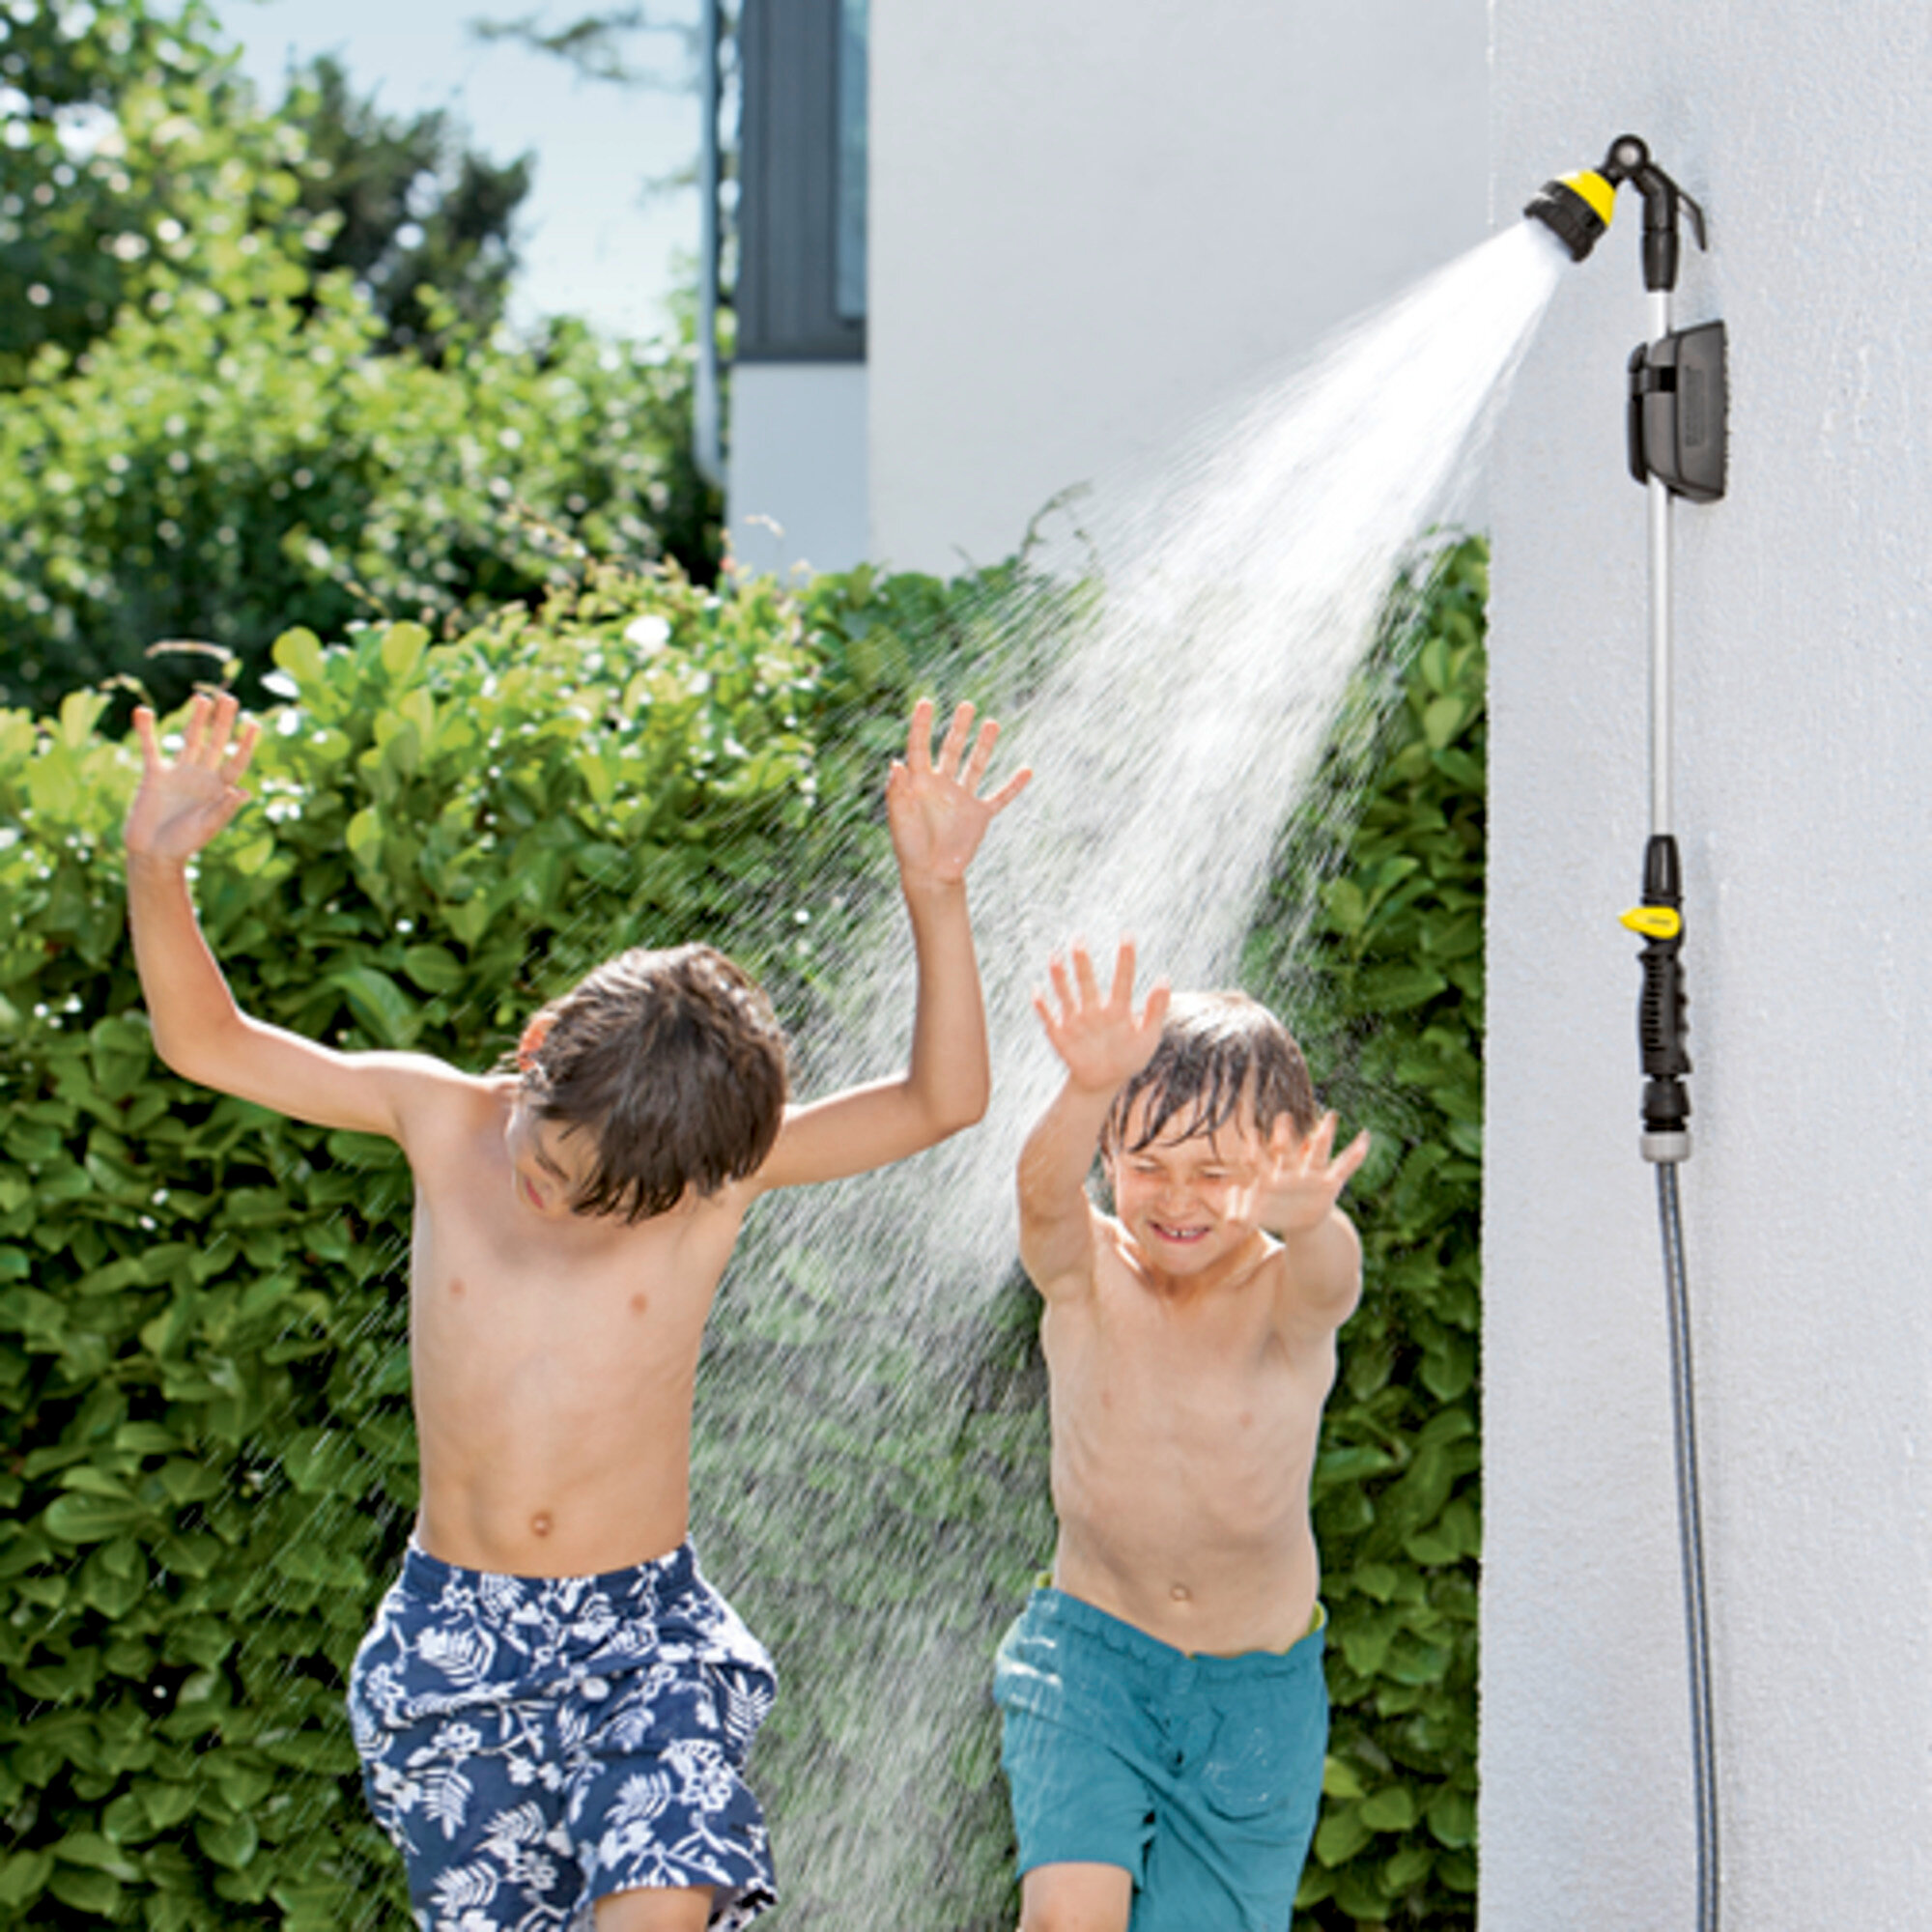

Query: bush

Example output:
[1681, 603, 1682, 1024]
[0, 1, 719, 721]
[1258, 535, 1488, 1929]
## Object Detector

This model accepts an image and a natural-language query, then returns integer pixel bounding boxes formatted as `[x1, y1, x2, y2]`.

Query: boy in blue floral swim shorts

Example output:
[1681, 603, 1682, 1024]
[126, 690, 1029, 1931]
[998, 942, 1370, 1931]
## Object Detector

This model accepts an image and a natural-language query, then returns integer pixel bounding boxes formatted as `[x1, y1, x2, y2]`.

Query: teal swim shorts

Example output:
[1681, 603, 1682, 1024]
[992, 1585, 1327, 1932]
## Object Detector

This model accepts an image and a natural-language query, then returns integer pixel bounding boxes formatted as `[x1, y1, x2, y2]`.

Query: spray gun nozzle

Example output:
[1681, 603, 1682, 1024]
[1522, 169, 1618, 261]
[1524, 134, 1710, 289]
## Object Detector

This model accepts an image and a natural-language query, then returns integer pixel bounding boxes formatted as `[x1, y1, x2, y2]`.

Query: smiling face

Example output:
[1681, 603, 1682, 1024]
[503, 1094, 599, 1219]
[1104, 1094, 1283, 1283]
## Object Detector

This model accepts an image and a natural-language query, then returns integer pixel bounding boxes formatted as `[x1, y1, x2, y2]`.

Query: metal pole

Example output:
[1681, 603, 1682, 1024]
[1647, 288, 1673, 838]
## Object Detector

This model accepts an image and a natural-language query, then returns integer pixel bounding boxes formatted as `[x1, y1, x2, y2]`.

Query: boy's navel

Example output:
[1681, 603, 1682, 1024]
[449, 1276, 466, 1297]
[629, 1293, 648, 1316]
[1170, 1582, 1191, 1603]
[531, 1512, 554, 1538]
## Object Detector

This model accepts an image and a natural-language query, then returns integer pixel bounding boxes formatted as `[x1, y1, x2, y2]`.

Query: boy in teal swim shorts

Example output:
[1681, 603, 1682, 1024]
[996, 939, 1370, 1932]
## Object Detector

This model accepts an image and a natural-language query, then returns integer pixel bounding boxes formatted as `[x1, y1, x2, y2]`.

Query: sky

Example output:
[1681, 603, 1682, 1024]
[222, 0, 704, 338]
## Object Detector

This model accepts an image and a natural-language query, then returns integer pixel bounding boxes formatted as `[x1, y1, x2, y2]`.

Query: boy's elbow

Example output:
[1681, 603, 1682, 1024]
[149, 1007, 243, 1090]
[920, 1065, 990, 1139]
[929, 1088, 989, 1140]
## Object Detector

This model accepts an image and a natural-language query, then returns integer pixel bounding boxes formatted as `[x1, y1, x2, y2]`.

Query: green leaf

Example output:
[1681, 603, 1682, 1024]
[1422, 694, 1471, 749]
[379, 620, 431, 682]
[0, 1850, 54, 1909]
[195, 1809, 260, 1871]
[1427, 1785, 1477, 1848]
[46, 1865, 123, 1915]
[328, 963, 419, 1047]
[401, 943, 466, 993]
[1348, 963, 1449, 1014]
[345, 807, 382, 862]
[44, 1491, 156, 1544]
[1360, 1785, 1418, 1832]
[1314, 1803, 1375, 1869]
[78, 1543, 149, 1618]
[137, 1780, 202, 1832]
[271, 627, 327, 688]
[52, 1832, 141, 1881]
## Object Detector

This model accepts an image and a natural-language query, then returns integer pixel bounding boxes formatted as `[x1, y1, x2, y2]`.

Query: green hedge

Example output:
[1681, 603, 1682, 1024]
[0, 541, 1487, 1929]
[1262, 535, 1488, 1927]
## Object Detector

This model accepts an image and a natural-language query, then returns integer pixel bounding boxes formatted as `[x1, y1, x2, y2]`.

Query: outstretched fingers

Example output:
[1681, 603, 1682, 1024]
[1329, 1125, 1373, 1188]
[133, 704, 163, 773]
[1071, 939, 1103, 1009]
[958, 714, 1001, 793]
[1290, 1113, 1372, 1190]
[983, 763, 1032, 813]
[220, 714, 261, 788]
[934, 699, 976, 781]
[903, 696, 936, 777]
[1138, 975, 1172, 1037]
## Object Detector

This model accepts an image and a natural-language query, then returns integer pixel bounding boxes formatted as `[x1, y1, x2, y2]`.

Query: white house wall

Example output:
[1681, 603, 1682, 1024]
[1484, 5, 1932, 1926]
[868, 0, 1490, 573]
[726, 361, 870, 578]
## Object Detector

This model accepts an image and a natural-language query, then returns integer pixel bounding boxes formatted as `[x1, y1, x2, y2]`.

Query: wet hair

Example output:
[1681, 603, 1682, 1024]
[519, 944, 789, 1221]
[1100, 991, 1317, 1158]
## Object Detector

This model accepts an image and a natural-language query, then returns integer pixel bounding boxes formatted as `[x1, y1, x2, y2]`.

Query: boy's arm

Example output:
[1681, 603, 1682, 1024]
[1257, 1112, 1371, 1331]
[753, 699, 1030, 1190]
[125, 695, 447, 1141]
[1017, 940, 1170, 1300]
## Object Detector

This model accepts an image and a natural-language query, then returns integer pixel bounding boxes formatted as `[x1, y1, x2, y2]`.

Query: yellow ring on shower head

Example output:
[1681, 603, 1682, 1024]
[1558, 169, 1618, 229]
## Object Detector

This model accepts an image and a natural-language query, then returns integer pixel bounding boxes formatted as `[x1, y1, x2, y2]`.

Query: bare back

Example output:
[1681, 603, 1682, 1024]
[1042, 1219, 1338, 1655]
[401, 1070, 752, 1577]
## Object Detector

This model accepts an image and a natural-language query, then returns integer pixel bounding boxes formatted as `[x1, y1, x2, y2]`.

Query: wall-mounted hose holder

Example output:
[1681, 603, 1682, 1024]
[1630, 322, 1728, 504]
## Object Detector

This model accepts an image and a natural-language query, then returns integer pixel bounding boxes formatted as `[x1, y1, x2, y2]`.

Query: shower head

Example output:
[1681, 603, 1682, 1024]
[1522, 163, 1619, 263]
[1524, 134, 1709, 291]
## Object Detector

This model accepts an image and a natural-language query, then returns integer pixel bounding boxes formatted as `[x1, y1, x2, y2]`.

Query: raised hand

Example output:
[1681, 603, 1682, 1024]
[1253, 1111, 1372, 1236]
[886, 697, 1031, 890]
[1033, 938, 1172, 1097]
[124, 692, 261, 864]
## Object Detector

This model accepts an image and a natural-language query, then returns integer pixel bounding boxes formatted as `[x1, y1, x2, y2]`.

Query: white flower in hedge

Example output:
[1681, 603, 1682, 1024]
[624, 613, 671, 658]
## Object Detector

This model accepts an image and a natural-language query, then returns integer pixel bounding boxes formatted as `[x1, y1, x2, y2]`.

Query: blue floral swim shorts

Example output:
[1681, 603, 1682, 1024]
[349, 1539, 778, 1931]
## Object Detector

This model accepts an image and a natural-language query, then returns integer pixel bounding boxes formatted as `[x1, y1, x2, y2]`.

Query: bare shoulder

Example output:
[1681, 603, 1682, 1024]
[1270, 1211, 1364, 1339]
[381, 1059, 509, 1153]
[1072, 1209, 1146, 1305]
[1019, 1192, 1107, 1306]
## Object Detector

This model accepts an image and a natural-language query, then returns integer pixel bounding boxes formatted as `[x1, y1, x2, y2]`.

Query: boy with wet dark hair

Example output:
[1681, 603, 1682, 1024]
[997, 940, 1369, 1932]
[1097, 988, 1319, 1163]
[124, 689, 1029, 1932]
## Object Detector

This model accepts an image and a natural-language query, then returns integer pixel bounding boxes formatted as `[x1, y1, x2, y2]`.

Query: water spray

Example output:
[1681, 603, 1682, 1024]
[1528, 136, 1727, 1932]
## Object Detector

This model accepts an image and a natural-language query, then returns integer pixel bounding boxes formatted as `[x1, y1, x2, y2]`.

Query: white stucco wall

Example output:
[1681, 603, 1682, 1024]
[868, 0, 1489, 573]
[726, 362, 870, 578]
[1484, 7, 1932, 1927]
